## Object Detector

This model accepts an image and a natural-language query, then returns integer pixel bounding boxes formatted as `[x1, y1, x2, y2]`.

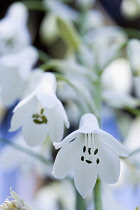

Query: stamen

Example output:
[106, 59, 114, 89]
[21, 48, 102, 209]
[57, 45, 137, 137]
[86, 160, 92, 164]
[88, 148, 91, 155]
[40, 109, 44, 114]
[96, 158, 100, 164]
[32, 110, 48, 124]
[94, 149, 98, 155]
[83, 146, 86, 153]
[81, 156, 84, 161]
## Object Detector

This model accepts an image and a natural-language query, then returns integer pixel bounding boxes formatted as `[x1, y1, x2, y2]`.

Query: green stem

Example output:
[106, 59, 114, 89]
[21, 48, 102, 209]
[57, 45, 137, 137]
[75, 190, 86, 210]
[93, 72, 102, 210]
[0, 138, 52, 165]
[93, 76, 102, 124]
[94, 179, 102, 210]
[23, 1, 46, 12]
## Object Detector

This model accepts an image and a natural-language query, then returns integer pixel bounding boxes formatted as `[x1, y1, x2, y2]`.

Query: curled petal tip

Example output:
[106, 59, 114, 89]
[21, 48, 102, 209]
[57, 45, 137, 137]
[53, 142, 60, 149]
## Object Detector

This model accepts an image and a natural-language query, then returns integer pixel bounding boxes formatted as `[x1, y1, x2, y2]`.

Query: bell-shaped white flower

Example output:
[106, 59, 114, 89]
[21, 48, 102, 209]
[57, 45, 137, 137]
[9, 73, 69, 146]
[0, 188, 32, 210]
[0, 2, 30, 56]
[0, 46, 38, 107]
[101, 58, 140, 108]
[53, 113, 130, 198]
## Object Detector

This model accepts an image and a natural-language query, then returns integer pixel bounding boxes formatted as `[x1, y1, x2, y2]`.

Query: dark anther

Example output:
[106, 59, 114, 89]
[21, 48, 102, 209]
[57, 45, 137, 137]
[41, 116, 48, 124]
[96, 158, 99, 164]
[33, 119, 44, 124]
[40, 109, 44, 115]
[88, 148, 91, 155]
[94, 149, 98, 155]
[83, 146, 86, 153]
[86, 160, 92, 164]
[81, 156, 84, 161]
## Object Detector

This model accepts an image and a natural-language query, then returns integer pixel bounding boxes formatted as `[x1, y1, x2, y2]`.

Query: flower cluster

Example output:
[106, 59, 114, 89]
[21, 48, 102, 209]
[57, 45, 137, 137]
[0, 189, 32, 210]
[1, 0, 139, 208]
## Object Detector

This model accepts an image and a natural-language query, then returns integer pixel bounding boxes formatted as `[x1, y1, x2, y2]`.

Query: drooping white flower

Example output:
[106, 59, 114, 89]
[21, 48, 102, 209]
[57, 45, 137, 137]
[0, 2, 30, 56]
[0, 46, 38, 107]
[101, 58, 140, 108]
[53, 113, 130, 198]
[0, 188, 32, 210]
[9, 73, 69, 146]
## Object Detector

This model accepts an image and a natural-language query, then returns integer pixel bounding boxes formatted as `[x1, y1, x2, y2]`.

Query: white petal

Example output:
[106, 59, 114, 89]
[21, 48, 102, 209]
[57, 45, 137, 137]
[36, 93, 57, 109]
[95, 140, 120, 184]
[9, 95, 37, 131]
[18, 46, 38, 79]
[103, 91, 140, 108]
[79, 113, 99, 133]
[56, 98, 70, 128]
[0, 68, 25, 106]
[22, 116, 48, 146]
[74, 159, 97, 198]
[46, 106, 64, 142]
[53, 130, 80, 149]
[95, 129, 130, 157]
[53, 137, 82, 179]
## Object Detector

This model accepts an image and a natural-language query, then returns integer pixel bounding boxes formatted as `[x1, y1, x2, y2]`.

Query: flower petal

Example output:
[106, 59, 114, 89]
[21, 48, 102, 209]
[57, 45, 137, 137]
[9, 95, 37, 131]
[74, 159, 97, 198]
[22, 115, 48, 146]
[79, 113, 99, 133]
[36, 93, 57, 109]
[52, 137, 82, 179]
[46, 106, 64, 142]
[95, 138, 120, 184]
[53, 130, 80, 149]
[95, 129, 130, 157]
[56, 98, 70, 128]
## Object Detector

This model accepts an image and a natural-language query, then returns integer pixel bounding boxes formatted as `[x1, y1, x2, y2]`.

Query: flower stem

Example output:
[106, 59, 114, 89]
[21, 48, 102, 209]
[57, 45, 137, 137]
[0, 138, 52, 165]
[94, 179, 102, 210]
[75, 190, 86, 210]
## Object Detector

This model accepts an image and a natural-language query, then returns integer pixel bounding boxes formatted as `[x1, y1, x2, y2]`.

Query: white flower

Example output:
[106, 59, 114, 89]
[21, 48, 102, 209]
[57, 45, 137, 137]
[0, 46, 38, 107]
[101, 59, 140, 108]
[9, 73, 69, 146]
[121, 0, 140, 19]
[53, 113, 130, 198]
[0, 188, 32, 210]
[0, 2, 30, 56]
